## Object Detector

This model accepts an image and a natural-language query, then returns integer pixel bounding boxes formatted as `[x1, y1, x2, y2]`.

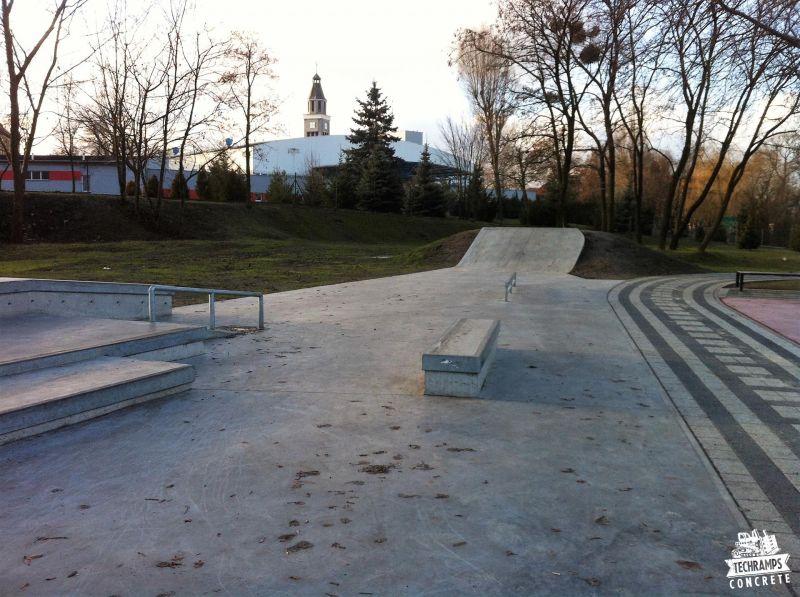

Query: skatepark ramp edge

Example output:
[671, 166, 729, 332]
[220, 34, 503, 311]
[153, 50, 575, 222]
[457, 227, 585, 273]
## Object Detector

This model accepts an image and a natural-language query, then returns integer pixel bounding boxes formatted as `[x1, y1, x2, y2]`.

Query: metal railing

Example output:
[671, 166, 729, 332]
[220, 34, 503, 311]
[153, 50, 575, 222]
[504, 272, 517, 302]
[148, 285, 264, 330]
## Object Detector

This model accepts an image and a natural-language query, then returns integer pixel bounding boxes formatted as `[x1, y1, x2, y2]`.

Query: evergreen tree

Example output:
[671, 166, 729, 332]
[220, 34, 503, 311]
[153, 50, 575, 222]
[332, 153, 358, 209]
[145, 175, 160, 198]
[303, 167, 329, 207]
[267, 170, 294, 204]
[206, 153, 248, 202]
[347, 81, 398, 161]
[465, 164, 494, 221]
[343, 81, 403, 213]
[737, 206, 761, 250]
[356, 147, 403, 213]
[789, 223, 800, 252]
[170, 171, 189, 201]
[195, 167, 210, 201]
[406, 144, 446, 217]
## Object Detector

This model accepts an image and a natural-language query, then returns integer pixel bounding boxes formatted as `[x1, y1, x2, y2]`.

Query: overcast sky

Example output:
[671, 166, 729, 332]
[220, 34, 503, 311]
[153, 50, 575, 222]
[11, 0, 497, 151]
[213, 0, 497, 145]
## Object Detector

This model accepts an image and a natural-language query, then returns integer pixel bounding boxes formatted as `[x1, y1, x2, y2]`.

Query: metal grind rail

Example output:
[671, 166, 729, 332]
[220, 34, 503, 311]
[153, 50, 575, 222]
[148, 285, 264, 330]
[504, 272, 517, 302]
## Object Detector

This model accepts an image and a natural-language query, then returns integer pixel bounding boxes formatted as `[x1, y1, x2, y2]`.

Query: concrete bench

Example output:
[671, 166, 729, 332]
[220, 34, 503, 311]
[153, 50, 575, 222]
[423, 318, 500, 397]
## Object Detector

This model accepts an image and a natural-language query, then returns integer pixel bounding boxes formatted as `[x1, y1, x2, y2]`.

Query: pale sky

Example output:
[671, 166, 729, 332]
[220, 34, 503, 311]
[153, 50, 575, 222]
[11, 0, 498, 151]
[213, 0, 497, 145]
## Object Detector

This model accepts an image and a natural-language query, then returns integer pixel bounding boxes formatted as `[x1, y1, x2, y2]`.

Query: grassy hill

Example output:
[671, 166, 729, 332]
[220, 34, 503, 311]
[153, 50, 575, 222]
[0, 193, 476, 244]
[0, 193, 484, 296]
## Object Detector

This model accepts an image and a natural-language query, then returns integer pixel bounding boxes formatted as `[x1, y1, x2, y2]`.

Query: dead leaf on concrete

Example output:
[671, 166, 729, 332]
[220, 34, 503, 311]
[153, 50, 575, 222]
[23, 554, 43, 566]
[412, 462, 433, 471]
[594, 516, 609, 525]
[286, 541, 314, 554]
[296, 470, 320, 480]
[278, 533, 297, 543]
[676, 560, 703, 570]
[360, 464, 394, 475]
[446, 447, 475, 452]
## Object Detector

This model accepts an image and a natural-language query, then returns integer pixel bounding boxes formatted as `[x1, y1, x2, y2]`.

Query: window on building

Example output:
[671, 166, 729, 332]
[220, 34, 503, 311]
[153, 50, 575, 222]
[25, 171, 49, 181]
[309, 121, 316, 129]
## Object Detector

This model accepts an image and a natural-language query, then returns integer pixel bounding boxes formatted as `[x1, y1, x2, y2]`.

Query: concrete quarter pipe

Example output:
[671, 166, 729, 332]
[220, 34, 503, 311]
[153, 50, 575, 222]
[457, 227, 585, 273]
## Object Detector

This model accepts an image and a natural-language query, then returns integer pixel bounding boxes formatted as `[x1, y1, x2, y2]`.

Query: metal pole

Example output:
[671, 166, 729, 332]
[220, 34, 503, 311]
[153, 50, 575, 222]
[148, 286, 157, 323]
[258, 295, 264, 330]
[209, 291, 216, 329]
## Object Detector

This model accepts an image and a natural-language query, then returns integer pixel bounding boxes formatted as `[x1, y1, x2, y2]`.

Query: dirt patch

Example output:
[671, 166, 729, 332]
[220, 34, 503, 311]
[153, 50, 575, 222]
[570, 231, 704, 280]
[403, 229, 480, 268]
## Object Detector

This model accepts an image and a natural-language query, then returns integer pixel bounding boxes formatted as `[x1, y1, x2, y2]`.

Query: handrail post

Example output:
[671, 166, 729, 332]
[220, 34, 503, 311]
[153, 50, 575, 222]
[208, 291, 216, 330]
[258, 295, 265, 330]
[148, 285, 157, 323]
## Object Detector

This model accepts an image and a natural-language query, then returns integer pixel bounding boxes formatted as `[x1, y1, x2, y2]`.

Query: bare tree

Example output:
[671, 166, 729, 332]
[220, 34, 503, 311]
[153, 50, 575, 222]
[653, 0, 731, 249]
[54, 74, 81, 192]
[1, 0, 84, 242]
[454, 28, 516, 221]
[495, 0, 594, 227]
[664, 0, 799, 249]
[710, 0, 799, 48]
[612, 0, 664, 242]
[438, 116, 486, 217]
[223, 32, 277, 201]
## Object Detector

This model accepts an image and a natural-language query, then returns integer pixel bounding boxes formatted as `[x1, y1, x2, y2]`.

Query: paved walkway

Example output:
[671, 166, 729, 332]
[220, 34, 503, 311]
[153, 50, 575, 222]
[0, 268, 761, 595]
[612, 275, 800, 568]
[723, 297, 800, 345]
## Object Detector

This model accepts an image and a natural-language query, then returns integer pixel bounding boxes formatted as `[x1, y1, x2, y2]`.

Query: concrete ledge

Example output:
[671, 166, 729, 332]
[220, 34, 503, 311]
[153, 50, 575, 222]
[423, 318, 500, 397]
[0, 278, 172, 320]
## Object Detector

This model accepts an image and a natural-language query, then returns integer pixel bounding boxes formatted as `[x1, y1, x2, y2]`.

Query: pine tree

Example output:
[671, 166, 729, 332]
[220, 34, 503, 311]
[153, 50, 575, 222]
[170, 171, 189, 201]
[267, 170, 294, 204]
[356, 148, 403, 212]
[196, 167, 210, 201]
[406, 144, 446, 217]
[790, 223, 800, 252]
[343, 81, 403, 213]
[737, 206, 761, 250]
[347, 81, 398, 161]
[303, 167, 329, 207]
[465, 164, 493, 221]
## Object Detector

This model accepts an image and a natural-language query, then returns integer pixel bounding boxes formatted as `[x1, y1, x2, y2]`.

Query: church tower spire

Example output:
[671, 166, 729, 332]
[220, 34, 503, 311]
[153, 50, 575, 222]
[304, 72, 330, 137]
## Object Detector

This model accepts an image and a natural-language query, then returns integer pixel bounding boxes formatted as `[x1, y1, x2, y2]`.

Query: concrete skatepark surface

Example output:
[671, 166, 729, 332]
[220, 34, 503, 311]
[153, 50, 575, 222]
[0, 273, 764, 592]
[457, 227, 585, 272]
[2, 229, 793, 595]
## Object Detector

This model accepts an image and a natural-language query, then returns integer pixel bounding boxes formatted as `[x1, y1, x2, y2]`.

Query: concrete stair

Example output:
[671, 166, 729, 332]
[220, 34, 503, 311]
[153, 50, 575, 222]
[0, 314, 208, 444]
[0, 357, 194, 445]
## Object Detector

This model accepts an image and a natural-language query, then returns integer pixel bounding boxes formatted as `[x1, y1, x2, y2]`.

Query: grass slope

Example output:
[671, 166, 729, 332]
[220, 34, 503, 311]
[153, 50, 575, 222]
[0, 193, 476, 244]
[0, 195, 487, 297]
[570, 231, 704, 279]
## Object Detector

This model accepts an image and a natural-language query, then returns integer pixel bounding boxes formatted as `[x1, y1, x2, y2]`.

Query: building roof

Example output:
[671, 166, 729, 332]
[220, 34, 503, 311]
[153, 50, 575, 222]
[309, 74, 326, 101]
[252, 135, 457, 176]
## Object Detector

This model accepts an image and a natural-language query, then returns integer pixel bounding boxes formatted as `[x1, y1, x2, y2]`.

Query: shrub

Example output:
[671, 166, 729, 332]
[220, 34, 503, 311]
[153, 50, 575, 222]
[737, 207, 761, 250]
[170, 170, 189, 201]
[145, 175, 160, 198]
[125, 180, 137, 196]
[790, 224, 800, 252]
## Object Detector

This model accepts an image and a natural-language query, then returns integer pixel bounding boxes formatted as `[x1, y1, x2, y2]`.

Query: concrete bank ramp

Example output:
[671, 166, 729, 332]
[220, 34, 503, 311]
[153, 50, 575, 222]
[458, 227, 585, 273]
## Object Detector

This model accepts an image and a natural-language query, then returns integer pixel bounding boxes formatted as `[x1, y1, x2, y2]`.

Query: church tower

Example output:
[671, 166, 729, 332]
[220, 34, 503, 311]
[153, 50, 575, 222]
[304, 73, 330, 137]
